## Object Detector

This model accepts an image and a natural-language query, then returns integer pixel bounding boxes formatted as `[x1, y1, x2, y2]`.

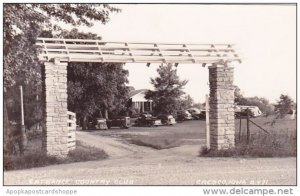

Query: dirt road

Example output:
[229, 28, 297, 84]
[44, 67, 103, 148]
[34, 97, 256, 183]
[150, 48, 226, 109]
[4, 131, 296, 185]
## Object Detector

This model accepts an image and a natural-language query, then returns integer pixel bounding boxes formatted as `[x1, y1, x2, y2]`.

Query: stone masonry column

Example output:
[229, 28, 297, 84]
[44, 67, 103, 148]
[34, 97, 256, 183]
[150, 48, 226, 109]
[42, 59, 69, 157]
[208, 64, 235, 150]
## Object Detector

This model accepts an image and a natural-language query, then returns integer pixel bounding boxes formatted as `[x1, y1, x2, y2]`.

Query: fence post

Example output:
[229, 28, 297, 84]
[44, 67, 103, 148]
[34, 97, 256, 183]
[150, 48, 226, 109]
[205, 94, 210, 149]
[246, 115, 250, 144]
[239, 118, 242, 142]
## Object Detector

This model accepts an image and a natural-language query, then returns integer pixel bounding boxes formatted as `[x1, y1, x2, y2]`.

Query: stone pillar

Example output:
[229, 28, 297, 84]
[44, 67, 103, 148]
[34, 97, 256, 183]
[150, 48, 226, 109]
[42, 59, 69, 157]
[208, 64, 235, 150]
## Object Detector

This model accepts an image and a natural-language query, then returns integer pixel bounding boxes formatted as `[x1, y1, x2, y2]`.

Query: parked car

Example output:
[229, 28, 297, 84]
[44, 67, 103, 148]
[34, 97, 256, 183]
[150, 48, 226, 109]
[198, 110, 206, 120]
[88, 118, 108, 130]
[176, 110, 193, 121]
[187, 108, 206, 120]
[107, 116, 131, 129]
[136, 113, 162, 127]
[157, 114, 176, 125]
[234, 106, 262, 118]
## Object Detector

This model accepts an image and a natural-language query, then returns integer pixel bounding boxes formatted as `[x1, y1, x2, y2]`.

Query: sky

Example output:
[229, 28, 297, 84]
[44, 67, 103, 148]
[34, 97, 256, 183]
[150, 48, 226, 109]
[74, 4, 296, 103]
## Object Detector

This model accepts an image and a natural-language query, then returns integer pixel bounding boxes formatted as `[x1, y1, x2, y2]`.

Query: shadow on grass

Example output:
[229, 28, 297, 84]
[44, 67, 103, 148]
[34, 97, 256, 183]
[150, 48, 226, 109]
[129, 137, 182, 150]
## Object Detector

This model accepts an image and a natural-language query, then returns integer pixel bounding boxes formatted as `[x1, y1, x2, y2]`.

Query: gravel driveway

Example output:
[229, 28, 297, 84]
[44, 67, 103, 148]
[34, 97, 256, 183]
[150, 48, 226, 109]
[4, 130, 296, 185]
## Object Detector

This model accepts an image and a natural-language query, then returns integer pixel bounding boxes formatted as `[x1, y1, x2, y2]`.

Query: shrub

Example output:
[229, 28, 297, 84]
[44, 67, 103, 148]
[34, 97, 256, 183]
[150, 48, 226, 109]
[4, 151, 60, 171]
[199, 132, 296, 157]
[67, 141, 108, 162]
[4, 141, 108, 171]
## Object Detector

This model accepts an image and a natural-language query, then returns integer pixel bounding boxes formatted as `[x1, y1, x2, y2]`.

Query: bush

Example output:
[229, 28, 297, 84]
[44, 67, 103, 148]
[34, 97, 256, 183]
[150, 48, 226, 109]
[199, 132, 296, 157]
[67, 141, 108, 162]
[4, 151, 60, 171]
[4, 141, 108, 171]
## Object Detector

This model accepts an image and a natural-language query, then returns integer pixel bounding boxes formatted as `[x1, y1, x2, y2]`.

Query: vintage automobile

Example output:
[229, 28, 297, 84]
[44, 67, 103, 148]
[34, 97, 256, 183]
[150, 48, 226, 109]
[234, 106, 262, 118]
[129, 113, 141, 125]
[107, 116, 131, 129]
[135, 113, 162, 127]
[175, 110, 193, 121]
[157, 114, 176, 125]
[198, 110, 206, 120]
[187, 108, 205, 120]
[88, 118, 108, 130]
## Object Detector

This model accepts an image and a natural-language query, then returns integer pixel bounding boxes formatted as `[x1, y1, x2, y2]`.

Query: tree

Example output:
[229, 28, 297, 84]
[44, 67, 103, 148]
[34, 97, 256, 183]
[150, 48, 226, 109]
[177, 95, 194, 110]
[4, 4, 120, 88]
[234, 85, 246, 105]
[244, 97, 275, 116]
[5, 83, 43, 130]
[192, 102, 204, 110]
[274, 94, 295, 118]
[145, 64, 188, 115]
[234, 86, 275, 116]
[56, 28, 129, 129]
[3, 4, 121, 155]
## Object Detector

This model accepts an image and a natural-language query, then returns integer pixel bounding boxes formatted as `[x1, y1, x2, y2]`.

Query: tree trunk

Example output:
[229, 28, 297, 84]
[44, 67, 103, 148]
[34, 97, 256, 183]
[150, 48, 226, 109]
[98, 110, 103, 118]
[104, 109, 108, 119]
[4, 91, 13, 169]
[4, 95, 11, 156]
[82, 115, 88, 130]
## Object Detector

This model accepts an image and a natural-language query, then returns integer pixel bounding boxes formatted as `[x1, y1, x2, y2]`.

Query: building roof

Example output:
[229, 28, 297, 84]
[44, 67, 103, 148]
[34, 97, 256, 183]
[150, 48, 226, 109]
[129, 89, 148, 98]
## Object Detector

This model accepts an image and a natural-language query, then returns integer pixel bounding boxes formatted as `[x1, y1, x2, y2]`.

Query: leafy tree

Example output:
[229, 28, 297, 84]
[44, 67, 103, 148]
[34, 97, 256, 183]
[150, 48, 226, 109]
[4, 4, 120, 88]
[274, 94, 295, 118]
[244, 97, 275, 116]
[145, 63, 188, 115]
[59, 28, 129, 129]
[5, 84, 43, 130]
[234, 86, 275, 116]
[192, 102, 204, 110]
[3, 4, 121, 155]
[177, 95, 194, 110]
[234, 85, 246, 105]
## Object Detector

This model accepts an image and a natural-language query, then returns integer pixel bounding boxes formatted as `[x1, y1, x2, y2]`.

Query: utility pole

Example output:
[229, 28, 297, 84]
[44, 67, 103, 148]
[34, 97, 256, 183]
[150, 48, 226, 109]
[20, 85, 25, 126]
[19, 85, 27, 153]
[205, 94, 210, 149]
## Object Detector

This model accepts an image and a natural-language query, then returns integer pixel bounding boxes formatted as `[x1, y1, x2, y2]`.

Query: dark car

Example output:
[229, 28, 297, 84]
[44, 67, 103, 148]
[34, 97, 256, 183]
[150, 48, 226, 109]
[198, 110, 206, 120]
[157, 114, 176, 125]
[187, 108, 207, 120]
[88, 118, 108, 130]
[175, 110, 193, 121]
[107, 116, 131, 129]
[130, 113, 142, 125]
[135, 113, 162, 127]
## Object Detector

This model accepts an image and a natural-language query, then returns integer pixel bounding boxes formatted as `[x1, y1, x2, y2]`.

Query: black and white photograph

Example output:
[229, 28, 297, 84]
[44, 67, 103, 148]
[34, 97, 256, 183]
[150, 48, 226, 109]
[2, 2, 297, 192]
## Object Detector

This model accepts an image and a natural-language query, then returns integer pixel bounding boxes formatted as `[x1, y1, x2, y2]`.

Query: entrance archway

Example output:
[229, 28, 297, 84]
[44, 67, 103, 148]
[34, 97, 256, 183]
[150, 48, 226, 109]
[37, 38, 241, 157]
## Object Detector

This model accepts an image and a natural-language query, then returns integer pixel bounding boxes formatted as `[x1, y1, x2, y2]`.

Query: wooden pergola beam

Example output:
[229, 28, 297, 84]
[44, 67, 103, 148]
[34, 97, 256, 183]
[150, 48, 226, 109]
[36, 38, 241, 64]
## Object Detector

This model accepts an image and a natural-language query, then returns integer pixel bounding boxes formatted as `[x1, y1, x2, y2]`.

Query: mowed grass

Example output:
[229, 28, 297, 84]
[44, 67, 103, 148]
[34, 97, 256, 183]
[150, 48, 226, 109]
[94, 115, 296, 157]
[94, 120, 206, 149]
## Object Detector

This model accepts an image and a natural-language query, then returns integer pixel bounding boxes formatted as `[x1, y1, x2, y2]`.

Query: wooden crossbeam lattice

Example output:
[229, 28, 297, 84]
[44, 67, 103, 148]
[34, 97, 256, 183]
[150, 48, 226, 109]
[36, 38, 241, 65]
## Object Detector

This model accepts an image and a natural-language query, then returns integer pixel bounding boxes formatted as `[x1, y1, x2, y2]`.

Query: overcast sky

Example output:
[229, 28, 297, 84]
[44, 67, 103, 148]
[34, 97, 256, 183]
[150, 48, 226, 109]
[75, 4, 296, 103]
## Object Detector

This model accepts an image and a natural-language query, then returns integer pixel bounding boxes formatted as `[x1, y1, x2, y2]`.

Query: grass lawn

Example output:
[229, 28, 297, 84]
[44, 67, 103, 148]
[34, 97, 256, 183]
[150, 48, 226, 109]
[93, 120, 206, 149]
[93, 115, 296, 156]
